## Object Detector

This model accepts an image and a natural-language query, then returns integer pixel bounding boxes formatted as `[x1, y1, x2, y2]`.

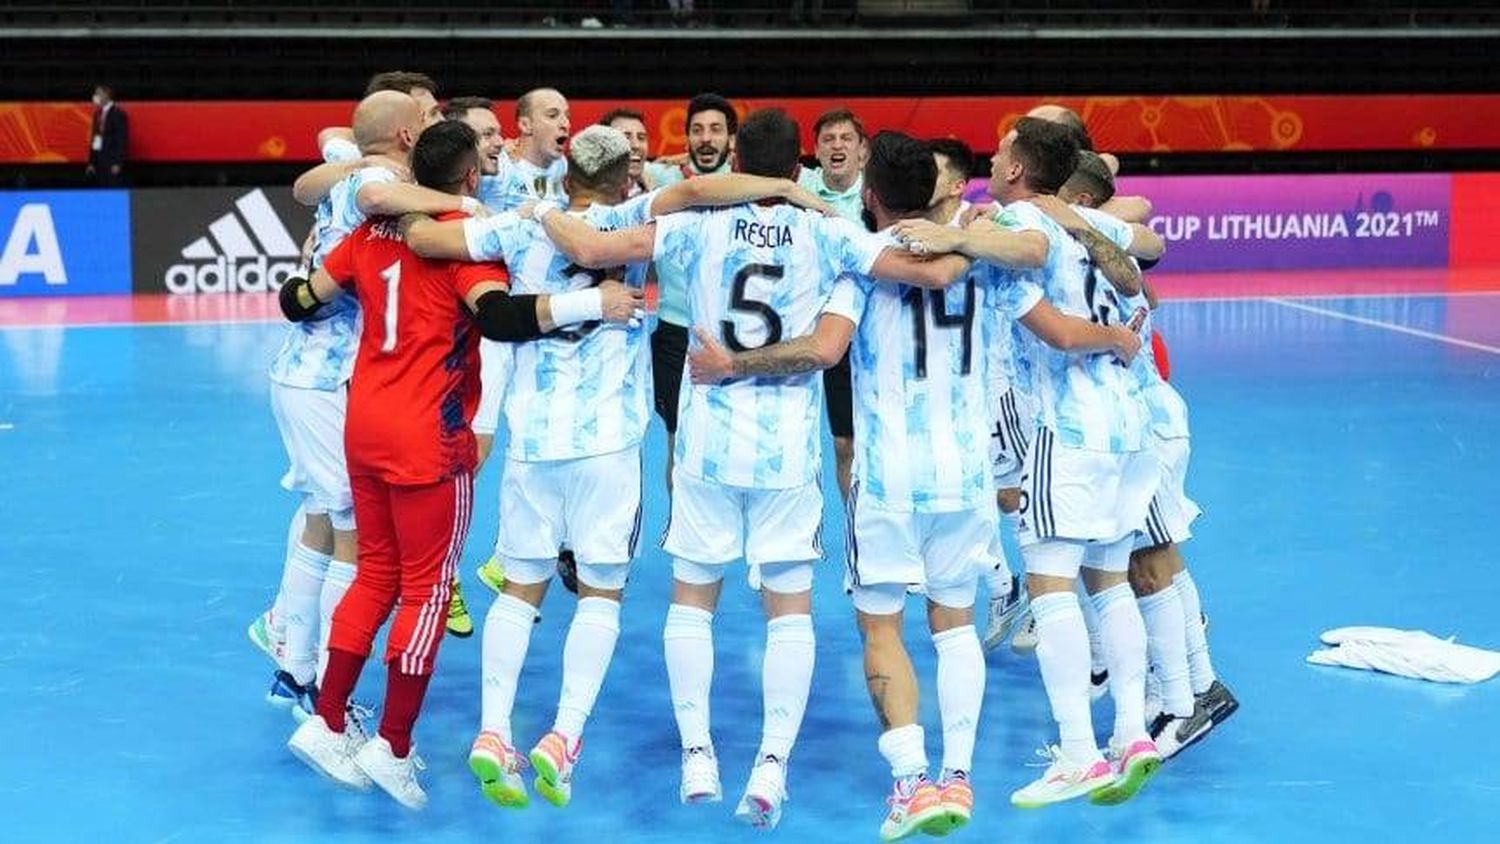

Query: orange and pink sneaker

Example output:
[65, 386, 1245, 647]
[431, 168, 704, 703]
[926, 769, 974, 835]
[1090, 738, 1163, 806]
[529, 730, 582, 808]
[880, 776, 945, 841]
[468, 731, 529, 809]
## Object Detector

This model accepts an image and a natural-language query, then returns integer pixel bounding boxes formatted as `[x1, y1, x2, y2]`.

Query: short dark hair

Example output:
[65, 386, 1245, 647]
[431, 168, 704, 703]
[1012, 117, 1081, 195]
[410, 120, 478, 191]
[599, 107, 646, 128]
[1063, 150, 1116, 206]
[734, 109, 801, 179]
[927, 138, 975, 182]
[865, 131, 938, 216]
[1044, 106, 1093, 151]
[686, 93, 738, 135]
[812, 108, 865, 140]
[93, 84, 114, 98]
[364, 71, 439, 98]
[441, 96, 493, 122]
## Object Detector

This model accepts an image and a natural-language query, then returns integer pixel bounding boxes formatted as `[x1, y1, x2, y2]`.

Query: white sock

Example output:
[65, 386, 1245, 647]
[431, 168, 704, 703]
[664, 603, 715, 749]
[933, 625, 984, 774]
[1077, 580, 1106, 674]
[1174, 570, 1218, 695]
[758, 614, 815, 761]
[1139, 583, 1194, 717]
[1031, 591, 1099, 763]
[1090, 582, 1149, 745]
[272, 506, 308, 627]
[482, 592, 538, 744]
[877, 723, 929, 780]
[278, 542, 329, 684]
[316, 559, 356, 685]
[553, 597, 622, 740]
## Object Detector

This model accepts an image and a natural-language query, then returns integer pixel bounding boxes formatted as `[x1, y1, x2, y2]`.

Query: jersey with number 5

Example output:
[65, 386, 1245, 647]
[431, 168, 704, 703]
[654, 204, 884, 489]
[823, 231, 995, 512]
[463, 192, 656, 461]
[319, 212, 508, 486]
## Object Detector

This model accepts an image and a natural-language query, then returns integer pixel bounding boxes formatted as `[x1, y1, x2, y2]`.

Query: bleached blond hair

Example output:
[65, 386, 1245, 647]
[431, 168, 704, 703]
[566, 125, 632, 186]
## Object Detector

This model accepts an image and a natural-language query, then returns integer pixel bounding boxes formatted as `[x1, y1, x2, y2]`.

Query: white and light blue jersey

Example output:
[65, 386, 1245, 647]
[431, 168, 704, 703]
[823, 231, 995, 513]
[481, 155, 568, 213]
[463, 192, 657, 461]
[655, 204, 884, 489]
[646, 158, 733, 327]
[1121, 290, 1189, 440]
[994, 201, 1149, 453]
[269, 165, 394, 390]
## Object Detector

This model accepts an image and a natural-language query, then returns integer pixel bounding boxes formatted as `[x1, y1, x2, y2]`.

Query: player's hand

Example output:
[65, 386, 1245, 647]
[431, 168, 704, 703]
[598, 280, 647, 329]
[1030, 194, 1093, 233]
[688, 327, 736, 384]
[513, 200, 539, 220]
[960, 202, 997, 227]
[784, 183, 836, 217]
[1110, 324, 1142, 365]
[891, 219, 963, 255]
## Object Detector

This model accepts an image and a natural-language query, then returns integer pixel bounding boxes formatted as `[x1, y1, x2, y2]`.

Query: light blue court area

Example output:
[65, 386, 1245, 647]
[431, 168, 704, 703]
[2, 292, 1498, 842]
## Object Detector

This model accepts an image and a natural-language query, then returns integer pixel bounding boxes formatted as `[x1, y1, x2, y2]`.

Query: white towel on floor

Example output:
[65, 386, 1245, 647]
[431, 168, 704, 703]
[1308, 626, 1500, 684]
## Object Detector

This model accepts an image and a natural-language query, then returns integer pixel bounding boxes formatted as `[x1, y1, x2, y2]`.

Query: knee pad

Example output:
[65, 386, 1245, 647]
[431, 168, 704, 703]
[673, 558, 726, 587]
[758, 561, 813, 595]
[851, 582, 906, 616]
[576, 561, 630, 591]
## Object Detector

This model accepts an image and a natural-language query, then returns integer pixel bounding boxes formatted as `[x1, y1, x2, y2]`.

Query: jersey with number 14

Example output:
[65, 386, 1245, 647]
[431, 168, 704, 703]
[463, 192, 656, 462]
[823, 231, 995, 512]
[654, 204, 884, 489]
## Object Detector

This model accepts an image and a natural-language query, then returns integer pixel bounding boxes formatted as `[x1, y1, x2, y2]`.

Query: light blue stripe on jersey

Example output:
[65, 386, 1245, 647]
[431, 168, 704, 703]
[268, 165, 393, 391]
[482, 155, 568, 213]
[477, 193, 654, 461]
[991, 200, 1149, 454]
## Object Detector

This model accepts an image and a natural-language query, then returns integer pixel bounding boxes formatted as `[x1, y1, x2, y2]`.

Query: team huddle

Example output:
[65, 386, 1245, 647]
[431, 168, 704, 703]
[248, 70, 1238, 840]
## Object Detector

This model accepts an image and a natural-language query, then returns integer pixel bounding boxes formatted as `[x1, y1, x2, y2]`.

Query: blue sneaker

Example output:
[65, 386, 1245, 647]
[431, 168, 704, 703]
[269, 670, 316, 714]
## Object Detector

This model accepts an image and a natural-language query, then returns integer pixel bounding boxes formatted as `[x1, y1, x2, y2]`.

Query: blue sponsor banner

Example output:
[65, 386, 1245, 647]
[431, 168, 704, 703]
[0, 191, 132, 297]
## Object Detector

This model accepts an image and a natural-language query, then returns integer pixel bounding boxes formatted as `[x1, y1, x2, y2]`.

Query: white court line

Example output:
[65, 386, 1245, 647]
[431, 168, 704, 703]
[0, 317, 278, 332]
[1265, 297, 1500, 355]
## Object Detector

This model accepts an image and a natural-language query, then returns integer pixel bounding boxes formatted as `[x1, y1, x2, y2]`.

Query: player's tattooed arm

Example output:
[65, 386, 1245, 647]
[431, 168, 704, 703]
[688, 316, 854, 383]
[1070, 225, 1143, 295]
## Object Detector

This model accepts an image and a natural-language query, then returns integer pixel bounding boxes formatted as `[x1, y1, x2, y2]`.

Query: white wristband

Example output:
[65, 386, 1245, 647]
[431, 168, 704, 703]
[533, 201, 560, 222]
[461, 196, 482, 214]
[548, 288, 604, 326]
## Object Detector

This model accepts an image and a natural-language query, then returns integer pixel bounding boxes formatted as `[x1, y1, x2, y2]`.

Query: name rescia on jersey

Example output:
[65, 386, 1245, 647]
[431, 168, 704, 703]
[824, 230, 996, 512]
[464, 191, 656, 462]
[269, 165, 396, 391]
[655, 204, 884, 489]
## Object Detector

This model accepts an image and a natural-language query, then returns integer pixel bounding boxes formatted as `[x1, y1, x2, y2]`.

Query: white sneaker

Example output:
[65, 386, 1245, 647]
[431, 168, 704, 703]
[354, 736, 428, 810]
[982, 576, 1028, 651]
[1010, 611, 1038, 654]
[680, 745, 722, 804]
[288, 715, 372, 791]
[248, 608, 286, 667]
[734, 755, 788, 829]
[1009, 746, 1116, 809]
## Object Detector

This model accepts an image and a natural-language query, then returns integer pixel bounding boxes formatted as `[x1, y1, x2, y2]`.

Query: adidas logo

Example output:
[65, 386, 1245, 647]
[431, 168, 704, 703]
[164, 189, 301, 294]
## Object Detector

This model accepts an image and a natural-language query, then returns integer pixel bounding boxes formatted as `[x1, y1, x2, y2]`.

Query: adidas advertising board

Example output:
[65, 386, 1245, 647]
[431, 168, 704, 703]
[0, 191, 132, 298]
[131, 187, 313, 294]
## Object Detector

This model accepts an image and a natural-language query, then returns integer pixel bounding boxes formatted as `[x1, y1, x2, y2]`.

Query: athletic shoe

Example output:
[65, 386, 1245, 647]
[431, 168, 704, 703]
[1089, 669, 1110, 702]
[1149, 704, 1212, 760]
[529, 730, 581, 808]
[557, 549, 579, 595]
[470, 731, 530, 808]
[1010, 746, 1116, 809]
[269, 670, 314, 713]
[734, 754, 788, 830]
[1200, 680, 1239, 725]
[290, 696, 376, 753]
[879, 776, 944, 842]
[477, 556, 506, 594]
[982, 576, 1029, 651]
[447, 578, 474, 638]
[248, 609, 285, 666]
[1090, 738, 1162, 806]
[1010, 612, 1038, 654]
[287, 714, 372, 791]
[929, 769, 973, 835]
[354, 735, 428, 810]
[680, 745, 723, 804]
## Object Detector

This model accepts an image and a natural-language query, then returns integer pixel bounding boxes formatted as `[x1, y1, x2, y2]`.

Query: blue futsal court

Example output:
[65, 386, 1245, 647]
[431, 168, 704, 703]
[2, 290, 1498, 842]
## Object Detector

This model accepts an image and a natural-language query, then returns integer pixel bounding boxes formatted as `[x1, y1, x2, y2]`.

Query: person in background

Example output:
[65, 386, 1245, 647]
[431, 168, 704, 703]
[85, 84, 128, 187]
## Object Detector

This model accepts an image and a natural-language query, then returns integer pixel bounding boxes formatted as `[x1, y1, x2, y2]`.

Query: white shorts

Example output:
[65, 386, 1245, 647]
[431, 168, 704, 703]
[1016, 426, 1159, 547]
[472, 339, 513, 437]
[1136, 436, 1202, 549]
[845, 487, 995, 609]
[495, 446, 643, 565]
[269, 381, 352, 520]
[989, 386, 1035, 490]
[661, 467, 824, 565]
